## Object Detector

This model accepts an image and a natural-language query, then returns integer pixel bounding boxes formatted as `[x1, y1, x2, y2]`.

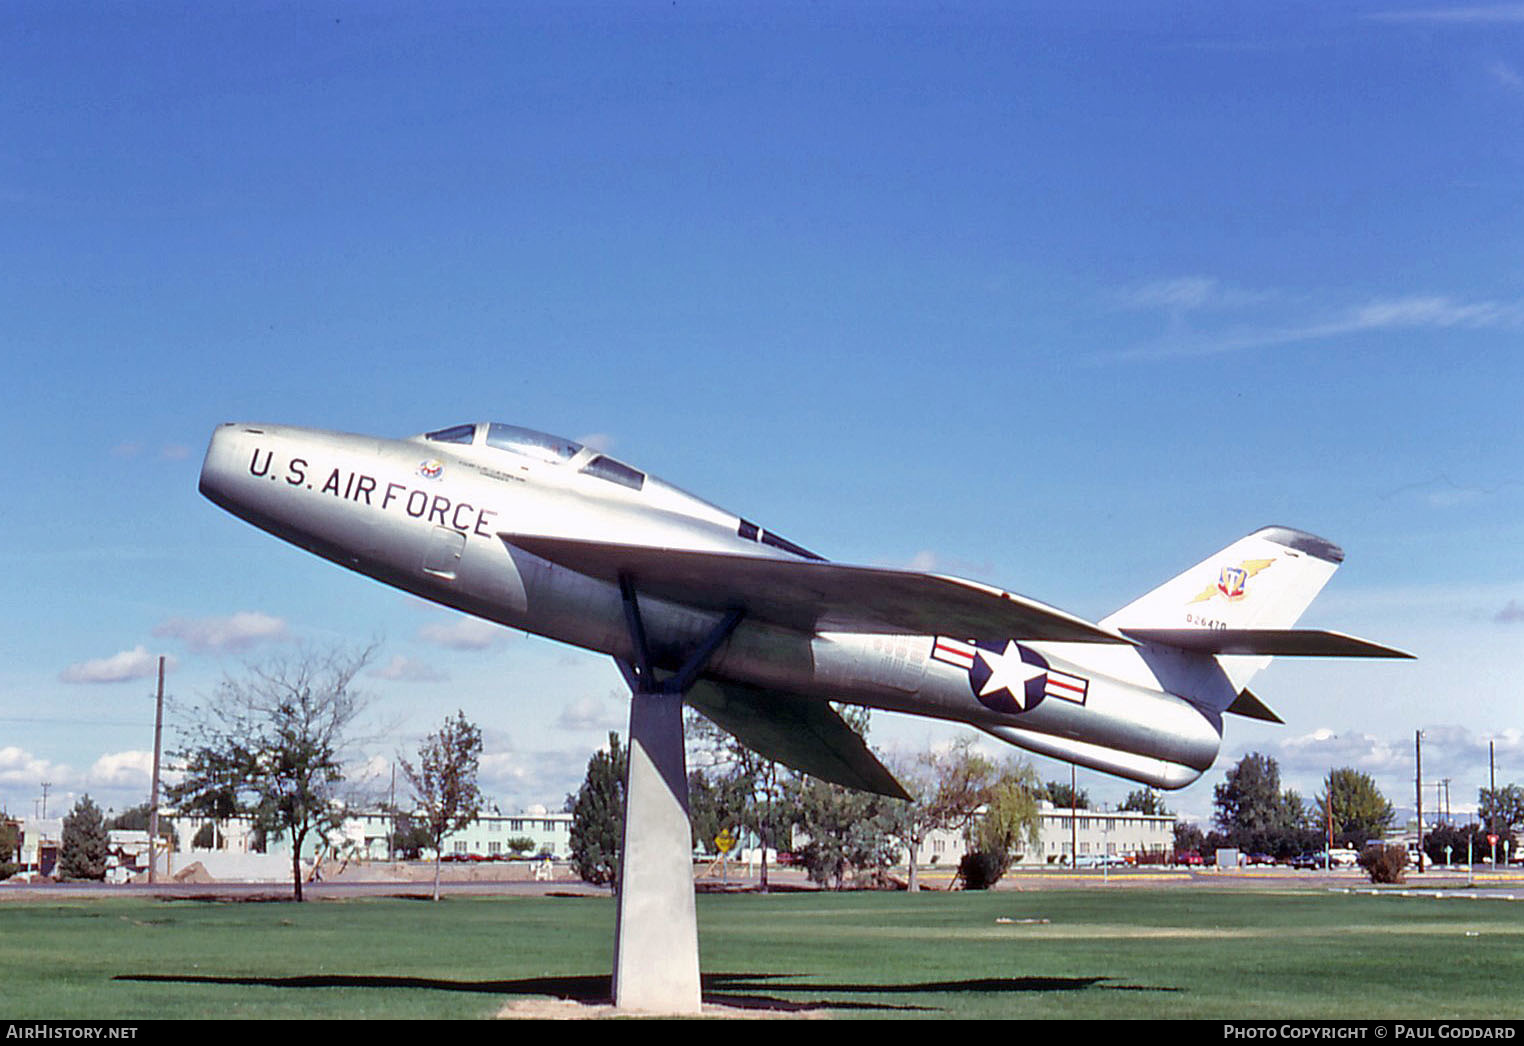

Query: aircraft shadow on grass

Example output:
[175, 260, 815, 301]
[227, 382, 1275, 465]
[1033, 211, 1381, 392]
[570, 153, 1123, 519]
[115, 971, 1180, 1014]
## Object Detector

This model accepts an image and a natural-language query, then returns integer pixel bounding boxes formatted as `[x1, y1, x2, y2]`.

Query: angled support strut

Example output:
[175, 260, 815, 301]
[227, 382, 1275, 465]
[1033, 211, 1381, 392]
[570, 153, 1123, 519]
[611, 573, 744, 1014]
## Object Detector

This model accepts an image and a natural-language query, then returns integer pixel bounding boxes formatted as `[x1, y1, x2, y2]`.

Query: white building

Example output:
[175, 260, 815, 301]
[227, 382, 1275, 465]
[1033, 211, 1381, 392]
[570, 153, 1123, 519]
[162, 806, 574, 862]
[913, 800, 1176, 868]
[439, 810, 572, 860]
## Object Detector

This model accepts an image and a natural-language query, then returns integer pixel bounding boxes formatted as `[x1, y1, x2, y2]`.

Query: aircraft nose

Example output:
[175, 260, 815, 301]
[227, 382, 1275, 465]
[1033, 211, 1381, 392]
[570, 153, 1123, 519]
[199, 422, 265, 512]
[199, 424, 238, 506]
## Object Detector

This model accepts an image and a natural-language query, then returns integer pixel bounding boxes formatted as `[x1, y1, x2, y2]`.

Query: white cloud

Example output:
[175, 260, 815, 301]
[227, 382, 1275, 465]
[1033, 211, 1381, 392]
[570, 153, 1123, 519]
[88, 750, 153, 788]
[372, 655, 449, 683]
[418, 617, 506, 651]
[554, 693, 622, 732]
[0, 745, 61, 785]
[1216, 724, 1524, 822]
[154, 611, 289, 653]
[59, 646, 168, 684]
[476, 745, 594, 810]
[1114, 276, 1273, 314]
[1108, 287, 1520, 362]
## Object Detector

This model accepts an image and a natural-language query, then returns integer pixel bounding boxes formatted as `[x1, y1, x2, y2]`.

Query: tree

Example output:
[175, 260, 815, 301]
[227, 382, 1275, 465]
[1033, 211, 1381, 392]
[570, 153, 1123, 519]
[1315, 767, 1394, 847]
[792, 776, 897, 889]
[400, 709, 484, 901]
[686, 765, 751, 857]
[1424, 822, 1492, 867]
[1480, 784, 1524, 835]
[169, 645, 374, 901]
[1174, 820, 1206, 857]
[683, 707, 795, 892]
[0, 817, 19, 880]
[1045, 780, 1090, 810]
[59, 795, 109, 881]
[965, 760, 1043, 884]
[886, 739, 1001, 892]
[1120, 788, 1171, 816]
[568, 732, 627, 887]
[1213, 752, 1311, 857]
[387, 812, 433, 860]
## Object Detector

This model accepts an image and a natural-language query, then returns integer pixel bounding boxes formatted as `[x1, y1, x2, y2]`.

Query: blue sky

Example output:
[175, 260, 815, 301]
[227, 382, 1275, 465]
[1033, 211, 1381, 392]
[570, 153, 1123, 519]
[3, 3, 1520, 829]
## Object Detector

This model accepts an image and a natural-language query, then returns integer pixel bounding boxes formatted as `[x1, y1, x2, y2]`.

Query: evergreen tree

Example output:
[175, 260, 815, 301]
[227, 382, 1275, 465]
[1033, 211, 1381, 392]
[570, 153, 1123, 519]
[59, 795, 109, 881]
[0, 817, 19, 879]
[1315, 767, 1394, 847]
[569, 732, 627, 887]
[1213, 752, 1312, 856]
[1120, 788, 1171, 816]
[1045, 780, 1090, 809]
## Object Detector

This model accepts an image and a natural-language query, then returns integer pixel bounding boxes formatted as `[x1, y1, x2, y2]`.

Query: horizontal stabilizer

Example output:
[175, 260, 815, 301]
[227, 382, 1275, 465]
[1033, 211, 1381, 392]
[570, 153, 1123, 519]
[502, 533, 1130, 643]
[1121, 628, 1413, 659]
[684, 679, 910, 800]
[1225, 688, 1284, 724]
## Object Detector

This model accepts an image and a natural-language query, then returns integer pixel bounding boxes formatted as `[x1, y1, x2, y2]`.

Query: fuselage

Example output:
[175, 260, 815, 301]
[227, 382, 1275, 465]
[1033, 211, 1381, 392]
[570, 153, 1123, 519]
[199, 421, 1223, 789]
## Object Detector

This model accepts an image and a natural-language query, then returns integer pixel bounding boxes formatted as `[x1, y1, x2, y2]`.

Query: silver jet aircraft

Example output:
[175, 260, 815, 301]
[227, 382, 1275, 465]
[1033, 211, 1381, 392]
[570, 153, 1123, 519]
[198, 420, 1411, 799]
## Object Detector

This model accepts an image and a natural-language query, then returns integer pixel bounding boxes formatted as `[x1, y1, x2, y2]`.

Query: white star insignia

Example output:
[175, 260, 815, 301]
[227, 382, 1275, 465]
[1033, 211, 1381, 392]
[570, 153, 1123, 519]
[975, 641, 1047, 709]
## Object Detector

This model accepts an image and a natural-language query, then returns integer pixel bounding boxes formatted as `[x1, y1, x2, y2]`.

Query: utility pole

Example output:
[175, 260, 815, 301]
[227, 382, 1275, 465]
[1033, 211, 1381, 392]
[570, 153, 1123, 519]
[1325, 785, 1334, 860]
[1414, 731, 1424, 873]
[40, 782, 50, 819]
[148, 656, 165, 884]
[388, 762, 396, 862]
[1070, 762, 1078, 869]
[1489, 740, 1497, 840]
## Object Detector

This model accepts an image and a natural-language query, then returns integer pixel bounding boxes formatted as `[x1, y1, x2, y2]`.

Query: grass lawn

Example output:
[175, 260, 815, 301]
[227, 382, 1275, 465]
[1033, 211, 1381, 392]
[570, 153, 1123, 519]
[2, 887, 1521, 1019]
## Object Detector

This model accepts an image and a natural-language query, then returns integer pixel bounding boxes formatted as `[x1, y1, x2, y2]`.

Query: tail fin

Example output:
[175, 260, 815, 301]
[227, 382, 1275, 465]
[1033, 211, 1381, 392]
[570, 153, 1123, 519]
[1101, 526, 1350, 693]
[1101, 525, 1344, 634]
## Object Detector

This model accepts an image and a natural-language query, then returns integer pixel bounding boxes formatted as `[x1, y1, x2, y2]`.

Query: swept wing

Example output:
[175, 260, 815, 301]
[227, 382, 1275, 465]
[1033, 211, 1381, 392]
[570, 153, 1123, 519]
[500, 534, 1130, 643]
[684, 678, 910, 799]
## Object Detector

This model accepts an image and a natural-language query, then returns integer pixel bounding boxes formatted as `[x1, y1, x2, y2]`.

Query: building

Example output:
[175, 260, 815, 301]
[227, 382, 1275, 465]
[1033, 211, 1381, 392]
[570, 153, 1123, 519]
[913, 800, 1176, 868]
[153, 806, 574, 863]
[438, 810, 572, 860]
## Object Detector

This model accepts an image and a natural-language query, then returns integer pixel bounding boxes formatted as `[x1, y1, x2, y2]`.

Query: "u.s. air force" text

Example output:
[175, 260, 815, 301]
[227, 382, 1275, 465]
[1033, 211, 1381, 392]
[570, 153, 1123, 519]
[248, 448, 497, 538]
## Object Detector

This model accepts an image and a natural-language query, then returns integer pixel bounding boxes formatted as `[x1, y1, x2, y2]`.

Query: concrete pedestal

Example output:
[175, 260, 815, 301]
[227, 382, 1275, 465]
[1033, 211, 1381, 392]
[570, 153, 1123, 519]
[612, 687, 702, 1014]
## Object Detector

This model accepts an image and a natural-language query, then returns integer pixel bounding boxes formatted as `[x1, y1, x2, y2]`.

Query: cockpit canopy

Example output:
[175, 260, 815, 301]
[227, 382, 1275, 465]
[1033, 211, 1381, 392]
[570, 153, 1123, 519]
[418, 422, 822, 561]
[423, 422, 645, 491]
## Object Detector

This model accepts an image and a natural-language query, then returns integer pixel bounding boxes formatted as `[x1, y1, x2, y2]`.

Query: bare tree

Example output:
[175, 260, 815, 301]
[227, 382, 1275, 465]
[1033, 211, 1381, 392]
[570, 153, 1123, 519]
[399, 709, 484, 901]
[170, 644, 374, 900]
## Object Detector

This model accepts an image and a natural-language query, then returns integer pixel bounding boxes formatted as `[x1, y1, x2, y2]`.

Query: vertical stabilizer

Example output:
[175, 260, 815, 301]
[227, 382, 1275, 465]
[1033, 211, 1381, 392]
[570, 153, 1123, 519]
[1099, 526, 1344, 690]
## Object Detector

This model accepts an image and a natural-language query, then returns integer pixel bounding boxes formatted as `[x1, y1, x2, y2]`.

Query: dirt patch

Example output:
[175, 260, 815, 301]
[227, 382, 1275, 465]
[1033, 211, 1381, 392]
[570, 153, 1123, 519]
[495, 998, 824, 1020]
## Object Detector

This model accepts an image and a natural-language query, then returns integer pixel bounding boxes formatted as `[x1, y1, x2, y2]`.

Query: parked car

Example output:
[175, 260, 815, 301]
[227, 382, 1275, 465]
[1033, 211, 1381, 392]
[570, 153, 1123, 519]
[1291, 852, 1325, 870]
[1175, 851, 1204, 866]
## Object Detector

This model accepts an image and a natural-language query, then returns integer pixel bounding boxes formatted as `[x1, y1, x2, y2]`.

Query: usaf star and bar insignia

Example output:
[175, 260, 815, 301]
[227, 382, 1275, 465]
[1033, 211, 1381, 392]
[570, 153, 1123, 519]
[931, 637, 1089, 715]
